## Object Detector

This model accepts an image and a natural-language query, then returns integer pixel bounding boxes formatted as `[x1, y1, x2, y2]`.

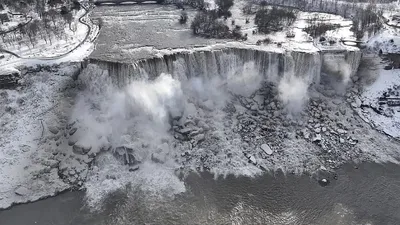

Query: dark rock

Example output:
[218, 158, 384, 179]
[0, 69, 20, 89]
[69, 127, 77, 136]
[67, 121, 76, 130]
[129, 165, 139, 172]
[384, 65, 393, 70]
[113, 146, 139, 166]
[125, 153, 137, 165]
[5, 106, 16, 114]
[106, 175, 116, 180]
[318, 178, 330, 187]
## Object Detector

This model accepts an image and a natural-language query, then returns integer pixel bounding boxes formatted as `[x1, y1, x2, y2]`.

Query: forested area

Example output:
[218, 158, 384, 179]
[0, 0, 82, 49]
[244, 0, 386, 39]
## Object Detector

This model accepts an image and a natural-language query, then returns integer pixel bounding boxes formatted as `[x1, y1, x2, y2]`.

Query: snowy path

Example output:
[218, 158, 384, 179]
[0, 3, 98, 67]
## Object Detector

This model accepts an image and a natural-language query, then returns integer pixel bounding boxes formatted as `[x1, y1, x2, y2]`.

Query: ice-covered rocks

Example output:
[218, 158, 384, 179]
[14, 186, 29, 196]
[313, 134, 322, 143]
[47, 125, 59, 135]
[73, 142, 92, 155]
[113, 146, 139, 166]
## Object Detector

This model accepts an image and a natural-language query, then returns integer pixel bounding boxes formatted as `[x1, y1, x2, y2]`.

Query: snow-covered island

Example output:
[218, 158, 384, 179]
[0, 0, 400, 212]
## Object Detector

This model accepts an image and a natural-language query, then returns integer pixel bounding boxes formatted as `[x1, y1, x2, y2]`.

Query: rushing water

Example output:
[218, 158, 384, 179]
[1, 162, 399, 225]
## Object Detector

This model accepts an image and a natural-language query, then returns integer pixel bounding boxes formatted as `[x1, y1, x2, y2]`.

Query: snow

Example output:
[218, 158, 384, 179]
[0, 64, 82, 209]
[229, 1, 356, 52]
[85, 158, 186, 211]
[0, 67, 20, 76]
[357, 60, 400, 139]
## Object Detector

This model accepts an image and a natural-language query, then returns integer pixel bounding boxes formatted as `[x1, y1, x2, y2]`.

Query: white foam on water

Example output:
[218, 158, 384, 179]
[76, 62, 268, 209]
[85, 154, 185, 211]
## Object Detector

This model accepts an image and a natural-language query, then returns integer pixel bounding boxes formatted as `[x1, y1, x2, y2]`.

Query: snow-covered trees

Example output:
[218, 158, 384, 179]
[255, 7, 297, 34]
[0, 0, 82, 49]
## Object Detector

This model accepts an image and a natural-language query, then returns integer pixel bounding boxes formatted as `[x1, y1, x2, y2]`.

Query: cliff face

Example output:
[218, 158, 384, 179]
[89, 47, 362, 89]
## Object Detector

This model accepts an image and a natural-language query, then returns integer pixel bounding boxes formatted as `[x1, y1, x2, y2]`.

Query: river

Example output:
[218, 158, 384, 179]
[1, 162, 399, 225]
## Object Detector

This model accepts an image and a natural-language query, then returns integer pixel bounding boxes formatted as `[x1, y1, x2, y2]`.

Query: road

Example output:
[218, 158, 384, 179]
[0, 3, 97, 62]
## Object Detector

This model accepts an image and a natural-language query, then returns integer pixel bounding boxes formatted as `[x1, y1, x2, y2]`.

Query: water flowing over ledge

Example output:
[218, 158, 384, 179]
[87, 47, 362, 88]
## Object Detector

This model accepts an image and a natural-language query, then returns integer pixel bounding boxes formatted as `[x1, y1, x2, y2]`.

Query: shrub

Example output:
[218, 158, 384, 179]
[60, 6, 69, 15]
[216, 0, 234, 18]
[191, 12, 231, 38]
[255, 7, 297, 34]
[350, 3, 383, 40]
[187, 0, 206, 10]
[242, 2, 256, 15]
[47, 0, 63, 7]
[232, 25, 242, 40]
[256, 37, 272, 45]
[304, 23, 340, 38]
[71, 0, 81, 10]
[179, 11, 188, 24]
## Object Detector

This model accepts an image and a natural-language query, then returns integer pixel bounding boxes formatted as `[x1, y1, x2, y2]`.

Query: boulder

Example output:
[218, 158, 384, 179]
[69, 127, 78, 136]
[312, 134, 322, 143]
[260, 143, 273, 155]
[125, 153, 137, 165]
[248, 155, 257, 165]
[15, 186, 29, 196]
[129, 165, 139, 172]
[73, 143, 92, 155]
[318, 178, 330, 187]
[68, 139, 77, 146]
[48, 126, 59, 135]
[337, 129, 347, 134]
[0, 67, 20, 89]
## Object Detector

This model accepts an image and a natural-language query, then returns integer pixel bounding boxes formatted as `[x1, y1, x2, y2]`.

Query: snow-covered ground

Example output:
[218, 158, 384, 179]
[0, 6, 98, 68]
[230, 1, 355, 51]
[355, 55, 400, 139]
[0, 63, 84, 209]
[0, 4, 98, 210]
[0, 7, 29, 32]
[90, 1, 357, 62]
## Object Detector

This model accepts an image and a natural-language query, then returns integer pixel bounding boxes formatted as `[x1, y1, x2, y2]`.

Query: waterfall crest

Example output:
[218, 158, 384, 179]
[89, 47, 361, 90]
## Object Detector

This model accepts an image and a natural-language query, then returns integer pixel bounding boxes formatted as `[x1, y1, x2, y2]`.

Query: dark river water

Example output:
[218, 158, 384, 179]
[1, 162, 400, 225]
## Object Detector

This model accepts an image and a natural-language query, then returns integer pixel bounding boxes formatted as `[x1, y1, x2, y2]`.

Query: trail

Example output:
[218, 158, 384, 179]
[0, 3, 97, 63]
